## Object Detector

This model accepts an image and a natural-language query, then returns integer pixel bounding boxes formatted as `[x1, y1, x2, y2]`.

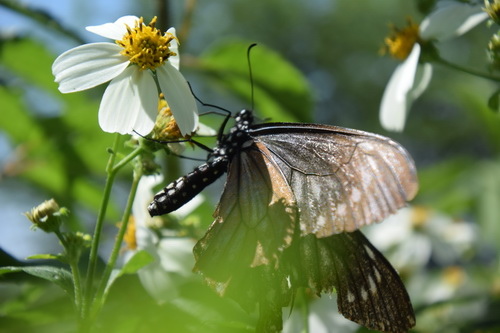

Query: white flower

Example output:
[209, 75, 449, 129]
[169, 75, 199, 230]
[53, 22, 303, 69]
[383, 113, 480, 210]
[126, 174, 203, 303]
[380, 2, 488, 132]
[52, 16, 198, 136]
[283, 296, 359, 333]
[365, 206, 477, 271]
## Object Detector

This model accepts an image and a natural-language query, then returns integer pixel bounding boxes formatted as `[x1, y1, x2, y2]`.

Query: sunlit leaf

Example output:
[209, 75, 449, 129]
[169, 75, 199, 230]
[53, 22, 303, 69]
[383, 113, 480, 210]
[0, 37, 127, 221]
[25, 253, 62, 261]
[103, 250, 154, 298]
[0, 266, 73, 296]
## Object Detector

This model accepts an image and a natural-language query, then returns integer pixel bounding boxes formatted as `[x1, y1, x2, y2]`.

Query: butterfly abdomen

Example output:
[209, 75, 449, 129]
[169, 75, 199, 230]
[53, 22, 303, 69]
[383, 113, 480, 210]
[148, 157, 229, 216]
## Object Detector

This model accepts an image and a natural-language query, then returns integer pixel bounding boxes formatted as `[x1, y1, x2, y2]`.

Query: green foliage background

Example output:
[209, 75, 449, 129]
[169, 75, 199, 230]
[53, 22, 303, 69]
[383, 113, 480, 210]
[1, 0, 499, 332]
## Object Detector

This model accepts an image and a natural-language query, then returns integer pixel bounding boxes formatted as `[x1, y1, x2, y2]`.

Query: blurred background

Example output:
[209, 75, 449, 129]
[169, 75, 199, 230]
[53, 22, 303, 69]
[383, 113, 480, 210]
[1, 0, 499, 332]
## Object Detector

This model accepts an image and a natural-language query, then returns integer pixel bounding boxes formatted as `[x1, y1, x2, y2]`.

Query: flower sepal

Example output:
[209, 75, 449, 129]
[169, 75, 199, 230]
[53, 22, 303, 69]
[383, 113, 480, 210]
[418, 41, 440, 64]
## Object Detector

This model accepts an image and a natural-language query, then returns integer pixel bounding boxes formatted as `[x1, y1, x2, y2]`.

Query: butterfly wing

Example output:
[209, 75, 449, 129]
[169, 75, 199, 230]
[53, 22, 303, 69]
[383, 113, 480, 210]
[287, 231, 415, 332]
[193, 141, 297, 285]
[251, 123, 418, 237]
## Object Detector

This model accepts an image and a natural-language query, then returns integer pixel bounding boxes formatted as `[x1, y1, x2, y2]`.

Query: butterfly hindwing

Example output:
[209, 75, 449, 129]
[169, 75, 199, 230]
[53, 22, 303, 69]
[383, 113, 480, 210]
[293, 231, 415, 332]
[251, 123, 418, 237]
[193, 142, 297, 284]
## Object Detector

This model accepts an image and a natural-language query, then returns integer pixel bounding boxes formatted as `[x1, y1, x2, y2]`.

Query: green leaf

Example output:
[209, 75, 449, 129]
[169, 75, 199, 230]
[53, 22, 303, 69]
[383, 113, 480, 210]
[103, 250, 154, 298]
[26, 254, 62, 261]
[0, 37, 125, 222]
[198, 39, 313, 122]
[121, 249, 155, 275]
[418, 157, 475, 214]
[0, 266, 73, 296]
[487, 89, 500, 113]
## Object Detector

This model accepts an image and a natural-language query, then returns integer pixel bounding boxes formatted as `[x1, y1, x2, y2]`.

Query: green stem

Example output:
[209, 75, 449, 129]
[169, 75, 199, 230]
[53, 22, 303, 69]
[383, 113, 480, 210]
[299, 288, 309, 333]
[82, 134, 121, 321]
[70, 260, 83, 318]
[80, 136, 144, 329]
[54, 230, 83, 315]
[112, 146, 143, 172]
[91, 164, 143, 315]
[434, 56, 500, 82]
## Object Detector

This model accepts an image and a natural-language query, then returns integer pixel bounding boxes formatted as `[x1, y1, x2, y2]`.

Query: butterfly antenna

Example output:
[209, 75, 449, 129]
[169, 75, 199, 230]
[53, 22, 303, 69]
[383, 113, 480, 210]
[132, 130, 213, 153]
[247, 43, 257, 111]
[187, 81, 232, 117]
[186, 81, 234, 142]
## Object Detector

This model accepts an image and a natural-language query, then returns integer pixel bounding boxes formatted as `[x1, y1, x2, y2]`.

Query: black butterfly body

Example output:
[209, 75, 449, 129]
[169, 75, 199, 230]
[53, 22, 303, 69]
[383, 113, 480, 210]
[149, 109, 418, 332]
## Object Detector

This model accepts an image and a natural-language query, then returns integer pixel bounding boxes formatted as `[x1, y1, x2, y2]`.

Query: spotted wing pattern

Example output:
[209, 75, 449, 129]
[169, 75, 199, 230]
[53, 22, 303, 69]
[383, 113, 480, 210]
[287, 231, 415, 332]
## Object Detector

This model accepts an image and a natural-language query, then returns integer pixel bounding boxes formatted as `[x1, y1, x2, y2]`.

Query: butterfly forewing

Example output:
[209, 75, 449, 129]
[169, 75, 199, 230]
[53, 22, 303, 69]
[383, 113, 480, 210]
[251, 123, 418, 237]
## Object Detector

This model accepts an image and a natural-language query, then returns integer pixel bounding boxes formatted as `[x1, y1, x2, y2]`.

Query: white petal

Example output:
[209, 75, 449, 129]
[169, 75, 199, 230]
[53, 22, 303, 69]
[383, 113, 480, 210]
[137, 237, 195, 303]
[420, 2, 487, 41]
[156, 238, 195, 274]
[196, 122, 217, 136]
[98, 66, 158, 134]
[133, 174, 164, 230]
[52, 43, 129, 93]
[380, 44, 421, 132]
[156, 63, 198, 135]
[86, 15, 140, 40]
[166, 27, 180, 70]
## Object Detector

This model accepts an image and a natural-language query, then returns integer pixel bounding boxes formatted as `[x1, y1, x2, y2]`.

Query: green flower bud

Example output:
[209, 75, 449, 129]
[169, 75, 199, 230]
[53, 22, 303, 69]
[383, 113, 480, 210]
[24, 199, 65, 233]
[488, 33, 500, 71]
[485, 0, 500, 25]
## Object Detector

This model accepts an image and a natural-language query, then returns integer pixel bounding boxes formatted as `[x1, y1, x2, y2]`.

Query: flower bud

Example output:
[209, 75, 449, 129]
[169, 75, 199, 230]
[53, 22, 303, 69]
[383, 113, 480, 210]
[24, 199, 65, 233]
[488, 33, 500, 71]
[485, 0, 500, 25]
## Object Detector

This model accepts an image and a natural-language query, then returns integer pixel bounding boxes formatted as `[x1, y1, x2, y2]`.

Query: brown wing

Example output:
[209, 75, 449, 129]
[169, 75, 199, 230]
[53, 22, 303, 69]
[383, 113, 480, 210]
[193, 141, 297, 286]
[251, 123, 418, 237]
[284, 231, 415, 333]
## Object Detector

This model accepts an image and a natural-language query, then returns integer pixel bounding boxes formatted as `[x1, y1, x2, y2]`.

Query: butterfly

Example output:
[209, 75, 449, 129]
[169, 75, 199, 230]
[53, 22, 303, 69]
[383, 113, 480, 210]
[148, 109, 418, 332]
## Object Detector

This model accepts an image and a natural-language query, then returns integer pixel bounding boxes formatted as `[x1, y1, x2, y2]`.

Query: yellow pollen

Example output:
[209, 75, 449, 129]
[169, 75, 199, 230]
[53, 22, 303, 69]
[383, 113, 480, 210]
[122, 217, 137, 251]
[152, 94, 184, 140]
[117, 17, 177, 70]
[410, 205, 430, 229]
[383, 19, 420, 60]
[442, 266, 465, 287]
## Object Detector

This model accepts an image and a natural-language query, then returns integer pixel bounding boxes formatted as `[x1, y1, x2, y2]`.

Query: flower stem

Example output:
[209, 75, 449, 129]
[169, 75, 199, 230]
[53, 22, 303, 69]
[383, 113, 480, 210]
[434, 56, 500, 82]
[298, 288, 310, 333]
[54, 230, 83, 315]
[70, 260, 83, 318]
[81, 136, 144, 329]
[82, 134, 121, 322]
[91, 162, 143, 315]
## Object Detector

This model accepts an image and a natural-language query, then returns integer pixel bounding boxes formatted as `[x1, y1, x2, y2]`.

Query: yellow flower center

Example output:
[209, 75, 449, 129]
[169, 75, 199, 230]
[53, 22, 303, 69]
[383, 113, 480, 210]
[123, 217, 137, 250]
[383, 19, 420, 60]
[117, 17, 177, 70]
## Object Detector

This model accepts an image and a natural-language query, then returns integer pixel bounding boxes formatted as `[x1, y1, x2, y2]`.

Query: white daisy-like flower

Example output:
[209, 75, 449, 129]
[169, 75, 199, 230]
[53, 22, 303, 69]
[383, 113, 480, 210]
[52, 16, 198, 136]
[365, 206, 477, 271]
[125, 174, 203, 303]
[380, 2, 488, 132]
